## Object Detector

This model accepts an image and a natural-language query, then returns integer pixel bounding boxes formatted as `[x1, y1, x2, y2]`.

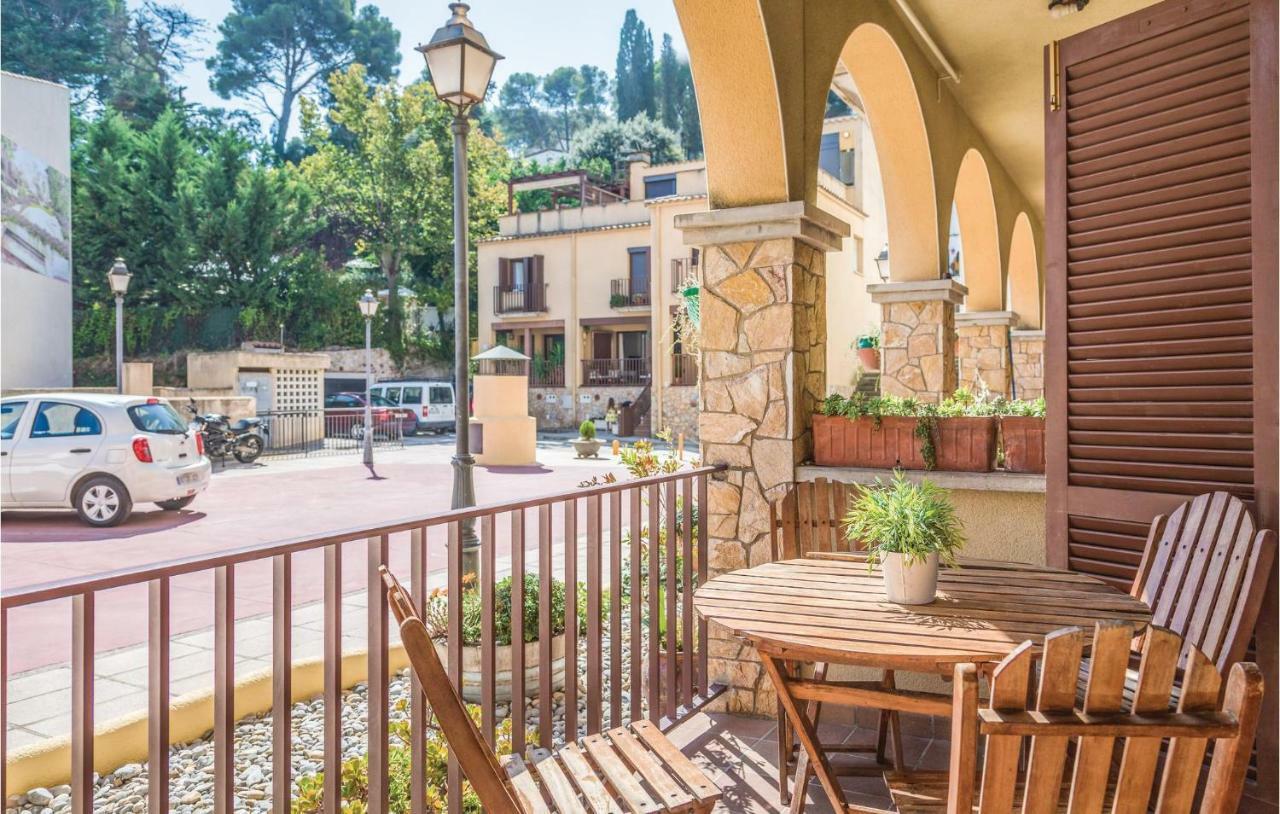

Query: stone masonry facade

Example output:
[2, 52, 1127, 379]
[955, 312, 1016, 398]
[680, 201, 847, 718]
[1011, 329, 1045, 400]
[528, 387, 575, 429]
[870, 279, 966, 404]
[659, 385, 699, 442]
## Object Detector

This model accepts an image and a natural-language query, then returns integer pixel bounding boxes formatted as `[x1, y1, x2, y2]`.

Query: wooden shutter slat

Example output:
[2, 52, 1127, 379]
[1067, 318, 1251, 346]
[1066, 18, 1249, 96]
[1068, 302, 1251, 331]
[1069, 369, 1251, 388]
[1069, 431, 1254, 450]
[1067, 219, 1251, 263]
[1066, 336, 1251, 360]
[1069, 385, 1253, 403]
[1065, 3, 1249, 79]
[1069, 202, 1250, 248]
[1068, 235, 1251, 277]
[1067, 402, 1252, 418]
[1067, 259, 1250, 293]
[1069, 475, 1255, 499]
[1069, 44, 1248, 114]
[1068, 109, 1250, 176]
[1069, 284, 1251, 316]
[1069, 182, 1249, 234]
[1067, 352, 1252, 375]
[1068, 136, 1249, 193]
[1070, 444, 1252, 467]
[1067, 415, 1253, 434]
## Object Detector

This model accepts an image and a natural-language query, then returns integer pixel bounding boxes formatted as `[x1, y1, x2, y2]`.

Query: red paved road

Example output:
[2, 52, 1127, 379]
[1, 444, 623, 673]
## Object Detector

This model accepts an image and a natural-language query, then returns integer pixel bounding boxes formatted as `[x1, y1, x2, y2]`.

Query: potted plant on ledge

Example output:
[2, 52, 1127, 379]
[997, 396, 1046, 473]
[855, 330, 881, 371]
[843, 471, 965, 605]
[572, 419, 602, 458]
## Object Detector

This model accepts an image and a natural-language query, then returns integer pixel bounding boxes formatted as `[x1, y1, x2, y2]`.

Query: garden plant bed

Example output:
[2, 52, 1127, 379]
[813, 414, 925, 469]
[933, 416, 997, 473]
[1000, 415, 1045, 474]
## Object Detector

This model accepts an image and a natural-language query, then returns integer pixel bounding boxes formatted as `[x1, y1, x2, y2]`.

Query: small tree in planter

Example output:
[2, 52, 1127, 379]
[572, 419, 602, 458]
[843, 471, 965, 604]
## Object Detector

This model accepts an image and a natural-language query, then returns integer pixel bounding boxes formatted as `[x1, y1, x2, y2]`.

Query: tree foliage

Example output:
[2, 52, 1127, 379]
[493, 65, 610, 155]
[614, 9, 655, 122]
[569, 114, 683, 179]
[207, 0, 399, 157]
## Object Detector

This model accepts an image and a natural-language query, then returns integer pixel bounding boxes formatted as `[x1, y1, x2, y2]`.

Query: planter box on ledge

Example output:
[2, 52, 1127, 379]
[1000, 416, 1046, 474]
[934, 416, 997, 473]
[813, 414, 926, 469]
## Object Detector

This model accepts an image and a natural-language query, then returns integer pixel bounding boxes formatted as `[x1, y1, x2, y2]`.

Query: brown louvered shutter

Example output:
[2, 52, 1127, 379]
[529, 255, 545, 311]
[498, 257, 511, 289]
[1046, 0, 1277, 805]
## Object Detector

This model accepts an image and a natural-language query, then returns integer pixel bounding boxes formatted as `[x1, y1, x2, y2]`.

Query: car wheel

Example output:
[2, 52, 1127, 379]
[75, 475, 133, 527]
[156, 495, 197, 511]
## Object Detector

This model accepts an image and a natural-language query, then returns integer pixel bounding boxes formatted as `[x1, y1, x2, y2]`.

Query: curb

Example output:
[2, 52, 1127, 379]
[4, 645, 411, 798]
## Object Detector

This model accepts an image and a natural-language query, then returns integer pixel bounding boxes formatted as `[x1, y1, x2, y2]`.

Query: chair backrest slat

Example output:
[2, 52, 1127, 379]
[380, 567, 524, 813]
[771, 480, 863, 560]
[951, 622, 1264, 814]
[1132, 492, 1275, 671]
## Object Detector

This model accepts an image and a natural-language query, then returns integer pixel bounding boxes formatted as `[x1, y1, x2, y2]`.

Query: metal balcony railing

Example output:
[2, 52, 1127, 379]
[671, 354, 698, 386]
[581, 357, 651, 386]
[671, 256, 700, 293]
[609, 278, 650, 308]
[529, 362, 565, 387]
[493, 284, 548, 315]
[0, 467, 724, 812]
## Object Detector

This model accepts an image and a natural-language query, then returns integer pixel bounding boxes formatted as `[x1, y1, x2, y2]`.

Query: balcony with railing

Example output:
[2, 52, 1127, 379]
[528, 359, 565, 387]
[670, 256, 699, 293]
[670, 354, 697, 386]
[493, 284, 548, 315]
[609, 278, 650, 308]
[581, 357, 650, 386]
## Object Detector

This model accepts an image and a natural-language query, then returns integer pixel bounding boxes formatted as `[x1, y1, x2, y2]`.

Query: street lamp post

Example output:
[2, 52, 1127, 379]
[359, 289, 379, 466]
[419, 2, 502, 577]
[107, 258, 132, 394]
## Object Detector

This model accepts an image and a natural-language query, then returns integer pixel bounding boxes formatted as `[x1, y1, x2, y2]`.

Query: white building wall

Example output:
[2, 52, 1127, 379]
[1, 72, 73, 388]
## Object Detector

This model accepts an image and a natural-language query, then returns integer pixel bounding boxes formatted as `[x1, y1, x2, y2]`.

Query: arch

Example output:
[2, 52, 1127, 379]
[673, 0, 789, 209]
[1007, 212, 1041, 328]
[951, 149, 1002, 311]
[837, 25, 938, 282]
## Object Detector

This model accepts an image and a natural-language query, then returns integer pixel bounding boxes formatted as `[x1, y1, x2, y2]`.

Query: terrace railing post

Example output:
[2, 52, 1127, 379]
[148, 578, 170, 812]
[213, 567, 234, 814]
[272, 553, 293, 813]
[71, 594, 94, 814]
[323, 545, 342, 814]
[366, 535, 389, 814]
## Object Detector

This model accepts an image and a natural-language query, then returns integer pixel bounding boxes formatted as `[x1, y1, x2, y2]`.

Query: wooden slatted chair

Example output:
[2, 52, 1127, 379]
[380, 566, 722, 814]
[768, 478, 904, 808]
[1079, 491, 1276, 705]
[885, 620, 1265, 813]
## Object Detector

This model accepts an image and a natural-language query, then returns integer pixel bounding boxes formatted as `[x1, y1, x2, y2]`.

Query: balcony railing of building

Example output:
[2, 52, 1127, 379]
[493, 284, 548, 315]
[529, 360, 565, 387]
[609, 278, 650, 308]
[0, 466, 722, 813]
[582, 357, 651, 386]
[671, 256, 700, 293]
[671, 354, 698, 386]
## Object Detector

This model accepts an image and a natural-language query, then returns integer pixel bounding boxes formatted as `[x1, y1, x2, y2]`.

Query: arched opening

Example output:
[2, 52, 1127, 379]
[1007, 212, 1041, 328]
[951, 148, 1002, 312]
[836, 24, 937, 282]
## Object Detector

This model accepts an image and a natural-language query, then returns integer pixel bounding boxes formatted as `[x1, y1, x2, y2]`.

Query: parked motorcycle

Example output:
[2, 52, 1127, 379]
[187, 399, 267, 464]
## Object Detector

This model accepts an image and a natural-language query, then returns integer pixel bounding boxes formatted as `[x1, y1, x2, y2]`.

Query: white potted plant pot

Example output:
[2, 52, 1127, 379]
[881, 551, 939, 605]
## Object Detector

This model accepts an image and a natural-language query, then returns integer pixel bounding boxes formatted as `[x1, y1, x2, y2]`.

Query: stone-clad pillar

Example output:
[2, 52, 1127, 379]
[1010, 329, 1046, 400]
[955, 310, 1017, 398]
[867, 279, 967, 404]
[675, 201, 848, 715]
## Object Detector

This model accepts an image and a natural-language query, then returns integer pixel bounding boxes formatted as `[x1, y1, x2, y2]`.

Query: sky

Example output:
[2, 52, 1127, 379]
[165, 0, 687, 135]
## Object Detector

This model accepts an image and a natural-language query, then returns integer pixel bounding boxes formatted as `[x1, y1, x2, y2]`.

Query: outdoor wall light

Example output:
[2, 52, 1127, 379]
[874, 246, 890, 282]
[1048, 0, 1090, 18]
[417, 3, 503, 113]
[359, 288, 379, 318]
[107, 257, 132, 295]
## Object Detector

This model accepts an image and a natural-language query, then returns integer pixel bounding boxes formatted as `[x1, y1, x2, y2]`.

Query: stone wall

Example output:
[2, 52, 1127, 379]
[529, 388, 575, 429]
[323, 347, 451, 380]
[659, 385, 699, 441]
[870, 279, 966, 403]
[955, 312, 1015, 398]
[1011, 330, 1045, 401]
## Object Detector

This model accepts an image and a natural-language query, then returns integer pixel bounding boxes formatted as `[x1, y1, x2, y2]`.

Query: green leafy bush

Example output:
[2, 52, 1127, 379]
[843, 471, 966, 567]
[424, 574, 572, 647]
[579, 420, 597, 440]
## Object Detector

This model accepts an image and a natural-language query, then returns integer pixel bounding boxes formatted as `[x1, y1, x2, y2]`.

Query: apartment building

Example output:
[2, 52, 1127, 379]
[476, 113, 887, 439]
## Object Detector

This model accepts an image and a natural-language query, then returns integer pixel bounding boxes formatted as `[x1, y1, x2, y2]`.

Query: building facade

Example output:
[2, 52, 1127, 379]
[477, 115, 887, 439]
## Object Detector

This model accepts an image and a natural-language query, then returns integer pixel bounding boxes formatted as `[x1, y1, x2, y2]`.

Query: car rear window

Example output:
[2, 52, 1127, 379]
[383, 387, 401, 404]
[429, 385, 453, 405]
[128, 402, 187, 434]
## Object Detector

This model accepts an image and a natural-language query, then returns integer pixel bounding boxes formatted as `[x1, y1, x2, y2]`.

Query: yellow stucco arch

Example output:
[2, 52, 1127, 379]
[952, 149, 1003, 311]
[836, 26, 938, 283]
[1007, 212, 1041, 328]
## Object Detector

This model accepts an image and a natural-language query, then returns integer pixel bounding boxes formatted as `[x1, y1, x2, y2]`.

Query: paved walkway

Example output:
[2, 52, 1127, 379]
[2, 433, 698, 750]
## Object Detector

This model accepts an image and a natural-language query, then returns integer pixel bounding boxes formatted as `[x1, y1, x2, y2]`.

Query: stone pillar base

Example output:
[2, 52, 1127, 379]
[677, 200, 847, 714]
[1011, 329, 1046, 401]
[956, 310, 1017, 398]
[867, 279, 967, 403]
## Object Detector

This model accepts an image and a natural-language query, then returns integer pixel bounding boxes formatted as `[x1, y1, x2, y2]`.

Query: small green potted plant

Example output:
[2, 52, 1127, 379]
[855, 328, 881, 371]
[572, 419, 602, 458]
[843, 471, 965, 604]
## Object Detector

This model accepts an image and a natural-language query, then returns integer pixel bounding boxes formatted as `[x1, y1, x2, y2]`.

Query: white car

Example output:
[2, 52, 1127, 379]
[1, 394, 211, 527]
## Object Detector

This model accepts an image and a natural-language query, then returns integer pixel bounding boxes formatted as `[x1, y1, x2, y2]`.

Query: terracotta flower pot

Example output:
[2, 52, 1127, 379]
[1001, 416, 1046, 473]
[856, 347, 881, 371]
[812, 414, 927, 469]
[933, 416, 997, 472]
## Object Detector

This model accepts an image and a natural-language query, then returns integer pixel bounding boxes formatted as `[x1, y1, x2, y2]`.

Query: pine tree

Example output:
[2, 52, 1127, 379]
[657, 33, 681, 133]
[679, 63, 702, 158]
[614, 10, 655, 121]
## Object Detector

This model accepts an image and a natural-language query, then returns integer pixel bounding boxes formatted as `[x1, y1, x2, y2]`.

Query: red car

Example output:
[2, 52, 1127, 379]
[324, 393, 416, 438]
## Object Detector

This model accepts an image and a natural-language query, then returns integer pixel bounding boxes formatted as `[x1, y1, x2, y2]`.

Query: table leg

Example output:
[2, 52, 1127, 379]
[787, 662, 829, 813]
[875, 670, 905, 770]
[760, 653, 849, 814]
[777, 661, 793, 804]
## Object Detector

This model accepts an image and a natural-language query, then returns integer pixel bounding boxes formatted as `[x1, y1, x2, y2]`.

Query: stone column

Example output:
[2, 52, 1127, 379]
[867, 279, 967, 404]
[1010, 329, 1046, 400]
[675, 201, 848, 716]
[955, 310, 1017, 398]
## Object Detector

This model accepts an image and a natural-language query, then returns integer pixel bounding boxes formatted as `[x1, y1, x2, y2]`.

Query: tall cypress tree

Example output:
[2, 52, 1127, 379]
[657, 33, 681, 132]
[679, 63, 703, 158]
[614, 10, 655, 121]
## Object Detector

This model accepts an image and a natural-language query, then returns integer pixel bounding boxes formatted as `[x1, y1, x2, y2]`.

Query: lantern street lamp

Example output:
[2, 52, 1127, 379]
[107, 258, 132, 394]
[873, 246, 890, 282]
[418, 2, 502, 576]
[358, 289, 379, 466]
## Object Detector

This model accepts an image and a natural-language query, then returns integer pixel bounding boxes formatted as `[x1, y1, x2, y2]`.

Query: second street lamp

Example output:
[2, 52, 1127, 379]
[359, 289, 379, 466]
[107, 258, 132, 394]
[418, 2, 502, 577]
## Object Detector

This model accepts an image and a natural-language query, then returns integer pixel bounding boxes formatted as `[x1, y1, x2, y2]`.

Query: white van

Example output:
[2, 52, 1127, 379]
[370, 380, 455, 435]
